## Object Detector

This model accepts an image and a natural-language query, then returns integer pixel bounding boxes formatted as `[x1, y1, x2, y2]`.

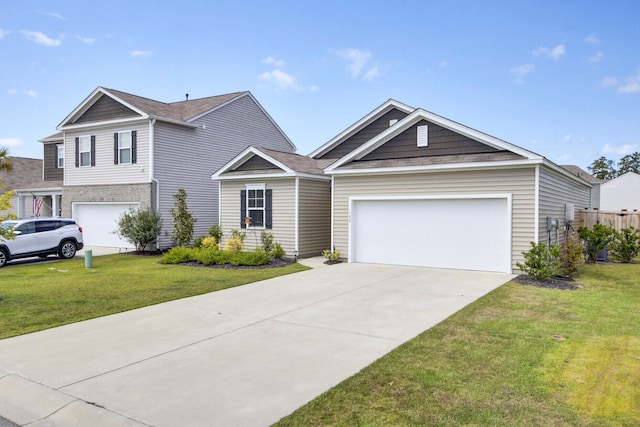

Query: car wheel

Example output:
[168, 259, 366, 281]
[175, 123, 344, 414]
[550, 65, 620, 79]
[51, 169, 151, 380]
[0, 249, 7, 268]
[58, 241, 77, 259]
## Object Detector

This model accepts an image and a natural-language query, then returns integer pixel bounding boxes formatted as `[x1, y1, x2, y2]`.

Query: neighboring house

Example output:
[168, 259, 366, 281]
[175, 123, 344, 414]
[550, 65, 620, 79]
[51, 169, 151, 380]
[0, 156, 53, 218]
[561, 165, 606, 209]
[213, 146, 332, 257]
[217, 99, 592, 273]
[30, 87, 295, 248]
[598, 172, 640, 211]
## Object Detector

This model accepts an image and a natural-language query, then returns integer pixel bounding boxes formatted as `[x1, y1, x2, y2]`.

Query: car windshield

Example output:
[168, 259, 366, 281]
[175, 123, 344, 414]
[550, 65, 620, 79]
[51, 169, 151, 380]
[1, 221, 18, 230]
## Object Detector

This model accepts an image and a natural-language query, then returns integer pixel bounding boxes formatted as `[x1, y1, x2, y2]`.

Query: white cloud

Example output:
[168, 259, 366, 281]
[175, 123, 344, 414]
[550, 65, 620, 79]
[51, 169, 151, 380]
[532, 44, 565, 60]
[259, 69, 301, 91]
[263, 56, 286, 67]
[510, 63, 535, 76]
[7, 88, 18, 95]
[618, 70, 640, 93]
[23, 89, 38, 98]
[600, 76, 618, 88]
[602, 143, 638, 155]
[76, 35, 96, 44]
[0, 28, 9, 39]
[21, 30, 61, 47]
[130, 50, 152, 58]
[589, 51, 604, 63]
[44, 11, 66, 20]
[584, 34, 600, 44]
[337, 48, 372, 78]
[364, 66, 381, 82]
[308, 85, 319, 92]
[0, 138, 23, 147]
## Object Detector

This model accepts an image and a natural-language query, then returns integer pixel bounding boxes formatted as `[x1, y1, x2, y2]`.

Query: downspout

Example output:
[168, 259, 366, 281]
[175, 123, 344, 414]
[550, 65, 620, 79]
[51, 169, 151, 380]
[294, 176, 300, 256]
[330, 175, 335, 253]
[149, 119, 160, 249]
[534, 165, 540, 243]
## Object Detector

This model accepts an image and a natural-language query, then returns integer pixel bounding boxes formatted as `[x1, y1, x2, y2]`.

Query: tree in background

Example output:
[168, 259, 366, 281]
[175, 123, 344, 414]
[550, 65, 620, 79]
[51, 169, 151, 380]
[0, 147, 17, 240]
[588, 152, 640, 179]
[171, 188, 196, 247]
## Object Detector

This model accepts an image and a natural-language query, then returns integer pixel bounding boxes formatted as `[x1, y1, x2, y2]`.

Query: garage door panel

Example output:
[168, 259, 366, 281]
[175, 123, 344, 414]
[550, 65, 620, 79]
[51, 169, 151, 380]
[73, 203, 138, 248]
[351, 198, 510, 272]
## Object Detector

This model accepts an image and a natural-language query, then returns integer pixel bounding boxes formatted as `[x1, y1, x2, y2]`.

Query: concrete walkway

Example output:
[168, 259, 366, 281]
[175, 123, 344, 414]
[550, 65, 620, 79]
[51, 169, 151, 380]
[0, 260, 512, 427]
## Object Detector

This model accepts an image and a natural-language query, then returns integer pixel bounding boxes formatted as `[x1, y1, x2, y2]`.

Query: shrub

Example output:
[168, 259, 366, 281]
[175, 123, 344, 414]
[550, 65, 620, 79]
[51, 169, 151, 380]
[193, 236, 205, 248]
[233, 248, 272, 266]
[516, 242, 561, 281]
[160, 247, 199, 264]
[271, 243, 286, 259]
[322, 249, 341, 263]
[171, 188, 196, 247]
[579, 224, 615, 262]
[200, 236, 219, 250]
[230, 229, 246, 243]
[261, 232, 274, 253]
[609, 227, 640, 263]
[116, 208, 162, 251]
[196, 248, 224, 266]
[560, 233, 586, 276]
[225, 237, 244, 252]
[208, 225, 223, 243]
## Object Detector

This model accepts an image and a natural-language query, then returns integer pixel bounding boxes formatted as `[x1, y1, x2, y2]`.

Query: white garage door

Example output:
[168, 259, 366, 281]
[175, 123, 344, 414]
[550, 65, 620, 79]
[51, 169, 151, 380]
[350, 196, 511, 273]
[73, 203, 139, 248]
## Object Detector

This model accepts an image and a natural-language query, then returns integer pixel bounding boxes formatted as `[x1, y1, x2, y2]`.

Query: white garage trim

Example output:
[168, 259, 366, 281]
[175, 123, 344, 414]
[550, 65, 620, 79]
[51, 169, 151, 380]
[72, 202, 140, 248]
[348, 194, 512, 273]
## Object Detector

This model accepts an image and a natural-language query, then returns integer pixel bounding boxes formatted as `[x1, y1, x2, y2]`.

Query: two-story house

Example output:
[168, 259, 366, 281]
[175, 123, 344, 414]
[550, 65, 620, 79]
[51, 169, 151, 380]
[27, 87, 295, 248]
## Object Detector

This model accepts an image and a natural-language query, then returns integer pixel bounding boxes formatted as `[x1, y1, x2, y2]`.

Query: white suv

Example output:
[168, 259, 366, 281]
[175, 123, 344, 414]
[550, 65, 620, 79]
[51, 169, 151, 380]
[0, 218, 84, 268]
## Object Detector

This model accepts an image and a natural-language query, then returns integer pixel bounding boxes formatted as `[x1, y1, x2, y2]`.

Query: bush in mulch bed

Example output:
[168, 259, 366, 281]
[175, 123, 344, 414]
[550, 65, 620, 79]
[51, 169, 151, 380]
[511, 274, 580, 290]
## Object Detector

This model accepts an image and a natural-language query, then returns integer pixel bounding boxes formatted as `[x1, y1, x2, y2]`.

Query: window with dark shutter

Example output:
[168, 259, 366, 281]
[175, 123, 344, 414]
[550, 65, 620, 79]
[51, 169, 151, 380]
[90, 135, 96, 166]
[265, 189, 272, 229]
[114, 133, 119, 165]
[75, 137, 79, 168]
[240, 190, 247, 229]
[131, 130, 137, 164]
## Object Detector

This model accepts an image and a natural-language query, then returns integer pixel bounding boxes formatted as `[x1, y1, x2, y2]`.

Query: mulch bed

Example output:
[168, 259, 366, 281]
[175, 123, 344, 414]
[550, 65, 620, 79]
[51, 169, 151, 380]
[178, 257, 297, 270]
[511, 274, 581, 290]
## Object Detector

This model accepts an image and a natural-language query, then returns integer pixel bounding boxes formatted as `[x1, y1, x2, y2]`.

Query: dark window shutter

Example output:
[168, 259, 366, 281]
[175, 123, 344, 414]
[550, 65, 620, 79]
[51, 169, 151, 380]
[114, 133, 119, 165]
[131, 130, 137, 164]
[90, 135, 96, 166]
[240, 190, 247, 229]
[75, 137, 79, 168]
[265, 189, 272, 229]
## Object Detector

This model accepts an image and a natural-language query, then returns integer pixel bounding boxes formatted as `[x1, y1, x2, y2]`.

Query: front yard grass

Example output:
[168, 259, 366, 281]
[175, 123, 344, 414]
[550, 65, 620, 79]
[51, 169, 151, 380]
[0, 254, 308, 340]
[276, 262, 640, 427]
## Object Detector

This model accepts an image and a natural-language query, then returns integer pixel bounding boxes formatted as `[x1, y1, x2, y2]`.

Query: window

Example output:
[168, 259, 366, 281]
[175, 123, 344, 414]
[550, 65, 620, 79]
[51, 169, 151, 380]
[56, 145, 64, 168]
[240, 186, 272, 229]
[114, 131, 137, 165]
[417, 124, 429, 147]
[78, 136, 93, 167]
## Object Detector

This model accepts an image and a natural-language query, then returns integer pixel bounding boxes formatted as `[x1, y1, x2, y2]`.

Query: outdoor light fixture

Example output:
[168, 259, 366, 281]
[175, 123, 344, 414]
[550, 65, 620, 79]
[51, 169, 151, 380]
[294, 250, 298, 262]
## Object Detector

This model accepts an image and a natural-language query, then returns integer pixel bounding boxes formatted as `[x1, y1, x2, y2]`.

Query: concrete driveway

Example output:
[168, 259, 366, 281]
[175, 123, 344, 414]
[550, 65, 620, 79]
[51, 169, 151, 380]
[0, 260, 512, 427]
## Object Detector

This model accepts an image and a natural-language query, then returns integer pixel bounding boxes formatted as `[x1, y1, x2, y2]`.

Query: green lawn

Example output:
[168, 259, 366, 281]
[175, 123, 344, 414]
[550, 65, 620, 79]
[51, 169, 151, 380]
[0, 254, 308, 339]
[276, 262, 640, 427]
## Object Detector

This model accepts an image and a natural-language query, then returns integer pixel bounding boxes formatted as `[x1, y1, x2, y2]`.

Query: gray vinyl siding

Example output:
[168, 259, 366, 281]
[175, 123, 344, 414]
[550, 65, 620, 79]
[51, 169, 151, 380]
[64, 122, 150, 186]
[154, 95, 295, 248]
[332, 167, 537, 272]
[537, 166, 591, 245]
[319, 108, 409, 159]
[73, 94, 140, 124]
[298, 178, 331, 257]
[43, 143, 63, 181]
[219, 179, 296, 254]
[235, 155, 281, 171]
[361, 119, 502, 161]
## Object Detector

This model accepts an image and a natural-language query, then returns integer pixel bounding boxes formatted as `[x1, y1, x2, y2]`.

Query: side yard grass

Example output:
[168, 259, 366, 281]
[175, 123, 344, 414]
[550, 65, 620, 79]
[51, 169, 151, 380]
[276, 262, 640, 427]
[0, 254, 308, 340]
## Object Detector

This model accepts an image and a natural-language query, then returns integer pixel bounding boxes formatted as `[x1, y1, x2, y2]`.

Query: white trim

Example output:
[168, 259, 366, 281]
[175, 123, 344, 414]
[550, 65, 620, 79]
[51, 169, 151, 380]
[117, 131, 132, 165]
[59, 116, 149, 131]
[309, 99, 414, 158]
[214, 172, 330, 181]
[294, 177, 299, 255]
[347, 194, 513, 273]
[534, 165, 540, 243]
[149, 119, 156, 181]
[245, 183, 266, 229]
[78, 135, 92, 167]
[327, 159, 543, 176]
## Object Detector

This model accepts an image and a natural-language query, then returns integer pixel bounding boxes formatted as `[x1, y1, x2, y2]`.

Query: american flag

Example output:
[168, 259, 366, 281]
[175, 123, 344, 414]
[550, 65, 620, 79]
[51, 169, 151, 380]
[32, 197, 43, 216]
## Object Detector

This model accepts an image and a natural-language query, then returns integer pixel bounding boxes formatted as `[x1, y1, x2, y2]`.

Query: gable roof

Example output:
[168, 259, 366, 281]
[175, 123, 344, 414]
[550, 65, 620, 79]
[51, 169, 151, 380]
[324, 107, 544, 173]
[561, 165, 606, 184]
[212, 146, 331, 180]
[309, 99, 414, 158]
[57, 87, 248, 130]
[0, 157, 43, 191]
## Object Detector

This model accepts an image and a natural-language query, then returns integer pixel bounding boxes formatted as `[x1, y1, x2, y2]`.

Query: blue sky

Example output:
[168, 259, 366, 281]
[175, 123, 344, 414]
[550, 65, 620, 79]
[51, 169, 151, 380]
[1, 0, 639, 170]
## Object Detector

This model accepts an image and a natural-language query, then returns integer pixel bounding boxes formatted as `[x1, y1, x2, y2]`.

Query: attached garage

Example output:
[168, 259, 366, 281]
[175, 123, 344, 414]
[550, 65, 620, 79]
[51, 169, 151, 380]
[349, 195, 512, 273]
[72, 202, 139, 248]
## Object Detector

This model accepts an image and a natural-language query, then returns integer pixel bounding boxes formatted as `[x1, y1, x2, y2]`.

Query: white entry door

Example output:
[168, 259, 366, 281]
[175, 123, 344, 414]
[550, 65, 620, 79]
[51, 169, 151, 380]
[350, 196, 511, 273]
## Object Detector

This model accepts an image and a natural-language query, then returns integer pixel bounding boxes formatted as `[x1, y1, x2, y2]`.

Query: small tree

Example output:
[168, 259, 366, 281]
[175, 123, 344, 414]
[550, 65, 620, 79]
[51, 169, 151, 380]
[609, 227, 640, 263]
[0, 149, 16, 240]
[516, 242, 561, 281]
[579, 223, 615, 263]
[171, 189, 196, 247]
[117, 208, 162, 251]
[560, 233, 585, 276]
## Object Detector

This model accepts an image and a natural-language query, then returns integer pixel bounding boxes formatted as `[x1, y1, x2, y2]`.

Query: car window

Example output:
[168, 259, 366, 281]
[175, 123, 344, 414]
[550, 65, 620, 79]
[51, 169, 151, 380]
[35, 221, 59, 232]
[1, 221, 17, 230]
[15, 222, 36, 235]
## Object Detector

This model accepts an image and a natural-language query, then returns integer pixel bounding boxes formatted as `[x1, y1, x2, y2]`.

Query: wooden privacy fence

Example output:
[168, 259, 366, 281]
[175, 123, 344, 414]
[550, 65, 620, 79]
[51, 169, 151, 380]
[577, 209, 640, 231]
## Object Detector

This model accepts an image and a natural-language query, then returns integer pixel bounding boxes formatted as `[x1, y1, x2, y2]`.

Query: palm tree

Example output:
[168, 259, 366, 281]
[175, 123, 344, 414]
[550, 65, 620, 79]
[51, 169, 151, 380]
[0, 147, 12, 173]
